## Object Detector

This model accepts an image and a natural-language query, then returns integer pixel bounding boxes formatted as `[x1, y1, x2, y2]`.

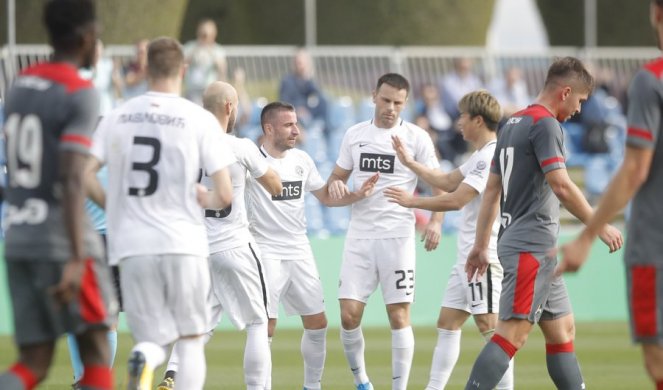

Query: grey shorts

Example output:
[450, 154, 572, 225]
[7, 257, 117, 346]
[626, 263, 663, 345]
[498, 251, 572, 323]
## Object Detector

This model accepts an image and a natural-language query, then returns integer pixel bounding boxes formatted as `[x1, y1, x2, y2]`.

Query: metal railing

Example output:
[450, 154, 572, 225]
[1, 44, 660, 103]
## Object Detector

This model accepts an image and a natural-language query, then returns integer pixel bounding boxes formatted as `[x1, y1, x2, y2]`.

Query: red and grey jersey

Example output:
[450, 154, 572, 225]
[490, 104, 566, 254]
[3, 62, 103, 261]
[624, 58, 663, 265]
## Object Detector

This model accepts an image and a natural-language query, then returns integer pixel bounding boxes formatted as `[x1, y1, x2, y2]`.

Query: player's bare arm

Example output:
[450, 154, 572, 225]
[545, 168, 623, 253]
[256, 167, 283, 197]
[384, 182, 478, 212]
[391, 134, 464, 192]
[327, 164, 353, 200]
[558, 146, 653, 274]
[316, 172, 379, 207]
[465, 173, 501, 281]
[84, 156, 106, 209]
[199, 167, 233, 209]
[52, 151, 89, 305]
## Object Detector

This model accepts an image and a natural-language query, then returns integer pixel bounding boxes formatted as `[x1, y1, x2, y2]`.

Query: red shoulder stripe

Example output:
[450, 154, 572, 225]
[643, 57, 663, 78]
[512, 104, 554, 125]
[21, 62, 93, 93]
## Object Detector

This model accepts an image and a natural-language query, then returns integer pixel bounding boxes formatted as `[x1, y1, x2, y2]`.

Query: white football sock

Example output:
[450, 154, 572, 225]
[265, 337, 273, 390]
[426, 328, 462, 390]
[301, 327, 327, 389]
[341, 326, 369, 385]
[391, 326, 414, 390]
[245, 323, 270, 390]
[173, 336, 206, 390]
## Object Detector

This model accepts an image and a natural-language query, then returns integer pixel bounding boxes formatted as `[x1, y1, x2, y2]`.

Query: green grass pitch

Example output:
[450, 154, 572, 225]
[0, 321, 649, 389]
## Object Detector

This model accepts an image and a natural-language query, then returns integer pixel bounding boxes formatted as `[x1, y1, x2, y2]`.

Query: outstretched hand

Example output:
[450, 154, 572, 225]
[598, 224, 623, 253]
[356, 173, 379, 199]
[391, 135, 414, 167]
[328, 179, 351, 200]
[556, 236, 592, 276]
[384, 186, 413, 208]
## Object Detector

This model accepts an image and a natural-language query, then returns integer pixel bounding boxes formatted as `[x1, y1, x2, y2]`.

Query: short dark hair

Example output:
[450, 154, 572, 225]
[655, 0, 663, 6]
[147, 37, 184, 79]
[544, 56, 595, 94]
[376, 73, 410, 96]
[260, 102, 295, 131]
[44, 0, 96, 52]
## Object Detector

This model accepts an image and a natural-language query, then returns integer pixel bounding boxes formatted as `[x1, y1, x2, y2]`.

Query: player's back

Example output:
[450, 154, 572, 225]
[203, 136, 260, 253]
[3, 62, 102, 261]
[493, 104, 566, 254]
[624, 58, 663, 264]
[94, 91, 230, 264]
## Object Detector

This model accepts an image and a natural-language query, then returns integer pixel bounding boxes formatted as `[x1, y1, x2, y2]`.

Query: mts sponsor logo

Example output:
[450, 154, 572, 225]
[359, 153, 395, 173]
[272, 180, 303, 201]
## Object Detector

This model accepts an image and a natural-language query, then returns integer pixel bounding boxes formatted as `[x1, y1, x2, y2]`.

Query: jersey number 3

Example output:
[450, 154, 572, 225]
[128, 136, 161, 196]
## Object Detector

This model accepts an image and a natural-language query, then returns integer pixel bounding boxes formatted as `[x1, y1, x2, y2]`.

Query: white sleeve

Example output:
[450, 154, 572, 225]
[304, 154, 325, 192]
[335, 129, 354, 171]
[461, 151, 491, 194]
[240, 138, 269, 179]
[200, 116, 236, 175]
[91, 115, 110, 164]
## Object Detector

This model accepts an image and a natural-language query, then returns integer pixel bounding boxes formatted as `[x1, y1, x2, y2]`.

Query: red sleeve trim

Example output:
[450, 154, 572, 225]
[628, 127, 654, 142]
[61, 134, 92, 148]
[546, 341, 575, 354]
[643, 58, 663, 78]
[540, 156, 565, 168]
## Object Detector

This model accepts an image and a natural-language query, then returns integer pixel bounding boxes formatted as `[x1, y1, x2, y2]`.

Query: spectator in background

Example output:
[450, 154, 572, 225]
[416, 82, 465, 165]
[438, 57, 483, 120]
[279, 48, 329, 136]
[183, 19, 228, 105]
[489, 66, 531, 119]
[121, 38, 149, 100]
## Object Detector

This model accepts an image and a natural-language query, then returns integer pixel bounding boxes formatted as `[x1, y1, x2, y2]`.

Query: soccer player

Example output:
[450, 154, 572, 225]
[463, 57, 623, 389]
[558, 1, 663, 387]
[156, 81, 282, 390]
[326, 73, 443, 390]
[384, 90, 513, 389]
[88, 37, 234, 390]
[246, 101, 378, 390]
[0, 1, 116, 389]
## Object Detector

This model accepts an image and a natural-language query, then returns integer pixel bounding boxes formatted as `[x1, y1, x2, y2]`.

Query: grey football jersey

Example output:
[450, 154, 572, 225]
[490, 104, 566, 254]
[624, 59, 663, 265]
[3, 62, 103, 261]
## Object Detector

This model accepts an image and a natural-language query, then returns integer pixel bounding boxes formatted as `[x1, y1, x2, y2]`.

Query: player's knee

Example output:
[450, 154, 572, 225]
[474, 314, 498, 334]
[303, 312, 328, 330]
[340, 310, 361, 330]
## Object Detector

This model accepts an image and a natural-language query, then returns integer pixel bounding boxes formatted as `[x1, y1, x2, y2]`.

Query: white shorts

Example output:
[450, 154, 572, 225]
[442, 263, 503, 315]
[338, 236, 416, 305]
[208, 242, 269, 330]
[120, 254, 211, 345]
[261, 256, 325, 318]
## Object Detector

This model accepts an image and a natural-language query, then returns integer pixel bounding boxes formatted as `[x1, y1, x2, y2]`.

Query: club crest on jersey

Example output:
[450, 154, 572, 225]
[273, 180, 302, 201]
[476, 161, 487, 170]
[295, 165, 304, 177]
[359, 153, 395, 173]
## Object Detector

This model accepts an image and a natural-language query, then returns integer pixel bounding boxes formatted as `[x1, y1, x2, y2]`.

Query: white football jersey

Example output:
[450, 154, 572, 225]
[336, 119, 439, 239]
[456, 140, 499, 265]
[202, 136, 268, 253]
[92, 91, 235, 265]
[246, 146, 325, 259]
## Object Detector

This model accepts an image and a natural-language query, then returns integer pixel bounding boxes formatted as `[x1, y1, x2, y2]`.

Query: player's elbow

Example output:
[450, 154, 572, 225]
[215, 192, 232, 209]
